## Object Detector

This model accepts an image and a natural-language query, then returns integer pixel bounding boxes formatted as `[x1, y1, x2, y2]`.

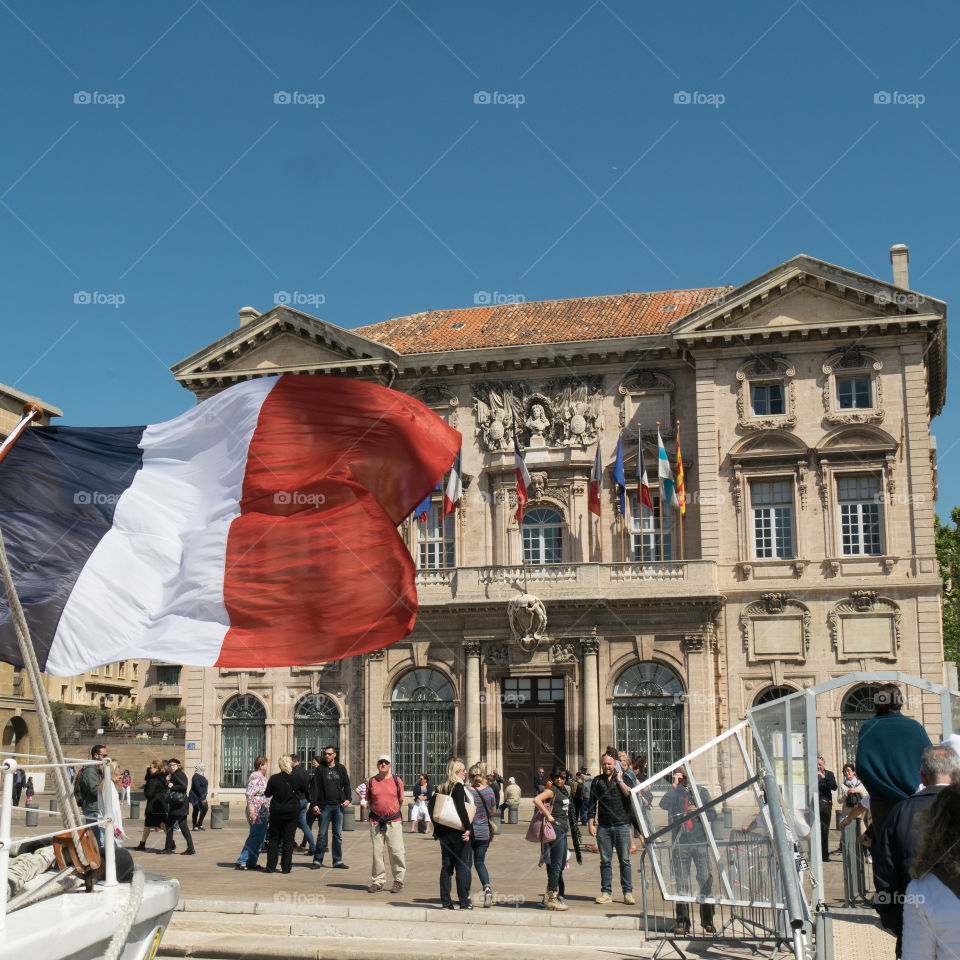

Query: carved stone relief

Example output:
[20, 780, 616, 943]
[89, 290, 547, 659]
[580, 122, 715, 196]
[828, 592, 901, 661]
[735, 356, 797, 431]
[739, 594, 811, 662]
[410, 382, 460, 427]
[618, 369, 674, 435]
[482, 644, 510, 665]
[821, 349, 884, 424]
[473, 378, 603, 451]
[549, 642, 581, 664]
[507, 594, 548, 653]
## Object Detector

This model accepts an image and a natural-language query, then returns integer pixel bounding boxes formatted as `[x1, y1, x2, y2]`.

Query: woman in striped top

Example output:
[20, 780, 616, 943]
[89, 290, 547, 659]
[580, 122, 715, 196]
[467, 762, 499, 908]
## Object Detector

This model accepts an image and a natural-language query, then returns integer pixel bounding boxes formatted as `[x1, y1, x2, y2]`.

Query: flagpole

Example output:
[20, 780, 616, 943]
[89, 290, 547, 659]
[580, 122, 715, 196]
[657, 421, 664, 562]
[637, 424, 643, 564]
[0, 403, 43, 467]
[598, 447, 604, 565]
[677, 421, 685, 562]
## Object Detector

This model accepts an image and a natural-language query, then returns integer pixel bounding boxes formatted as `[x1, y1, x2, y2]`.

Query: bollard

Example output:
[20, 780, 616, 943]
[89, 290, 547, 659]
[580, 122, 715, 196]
[210, 805, 224, 830]
[342, 805, 356, 832]
[48, 798, 58, 813]
[129, 799, 140, 820]
[508, 806, 518, 824]
[25, 804, 39, 828]
[219, 801, 230, 821]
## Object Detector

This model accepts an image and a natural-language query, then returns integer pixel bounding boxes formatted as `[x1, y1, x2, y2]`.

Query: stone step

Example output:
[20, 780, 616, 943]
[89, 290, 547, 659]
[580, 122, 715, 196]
[157, 900, 654, 959]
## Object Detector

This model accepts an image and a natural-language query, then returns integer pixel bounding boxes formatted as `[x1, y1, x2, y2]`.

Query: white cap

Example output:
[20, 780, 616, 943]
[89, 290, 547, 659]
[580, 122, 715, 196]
[377, 754, 391, 764]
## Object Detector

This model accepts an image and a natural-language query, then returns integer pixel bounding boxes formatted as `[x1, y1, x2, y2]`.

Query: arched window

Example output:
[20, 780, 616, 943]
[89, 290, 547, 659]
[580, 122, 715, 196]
[612, 662, 684, 784]
[391, 668, 455, 788]
[840, 684, 880, 765]
[293, 694, 340, 765]
[522, 507, 563, 564]
[750, 685, 799, 772]
[221, 695, 266, 789]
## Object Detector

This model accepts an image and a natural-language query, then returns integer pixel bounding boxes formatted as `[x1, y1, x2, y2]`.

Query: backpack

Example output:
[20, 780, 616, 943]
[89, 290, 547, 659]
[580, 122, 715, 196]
[367, 775, 402, 822]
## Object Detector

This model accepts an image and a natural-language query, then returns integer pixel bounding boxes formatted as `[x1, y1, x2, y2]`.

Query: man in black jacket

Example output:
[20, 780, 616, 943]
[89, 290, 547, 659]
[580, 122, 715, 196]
[310, 745, 351, 869]
[872, 745, 960, 957]
[587, 750, 635, 905]
[659, 770, 718, 936]
[290, 754, 316, 856]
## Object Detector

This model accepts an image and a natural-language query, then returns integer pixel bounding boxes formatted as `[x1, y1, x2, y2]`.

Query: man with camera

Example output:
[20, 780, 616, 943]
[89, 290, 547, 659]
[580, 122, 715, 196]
[659, 769, 718, 936]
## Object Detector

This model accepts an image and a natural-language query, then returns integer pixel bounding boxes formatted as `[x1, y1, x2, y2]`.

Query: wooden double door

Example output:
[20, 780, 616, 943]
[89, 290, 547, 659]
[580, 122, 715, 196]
[501, 676, 567, 796]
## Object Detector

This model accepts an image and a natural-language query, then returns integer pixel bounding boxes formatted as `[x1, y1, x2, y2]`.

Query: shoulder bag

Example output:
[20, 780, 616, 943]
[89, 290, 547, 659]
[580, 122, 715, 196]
[433, 788, 476, 829]
[525, 800, 556, 843]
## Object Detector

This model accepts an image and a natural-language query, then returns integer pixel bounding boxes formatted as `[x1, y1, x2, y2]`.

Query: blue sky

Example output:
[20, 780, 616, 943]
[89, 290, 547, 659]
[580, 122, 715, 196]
[3, 1, 960, 512]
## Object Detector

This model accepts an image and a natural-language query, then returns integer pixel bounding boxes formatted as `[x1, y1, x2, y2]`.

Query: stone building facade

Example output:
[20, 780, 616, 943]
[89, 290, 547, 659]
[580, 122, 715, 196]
[171, 247, 948, 797]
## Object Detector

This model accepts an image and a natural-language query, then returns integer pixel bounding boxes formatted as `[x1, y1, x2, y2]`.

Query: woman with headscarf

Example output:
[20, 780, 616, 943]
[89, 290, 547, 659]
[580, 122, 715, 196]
[263, 755, 301, 874]
[136, 760, 167, 852]
[190, 763, 209, 831]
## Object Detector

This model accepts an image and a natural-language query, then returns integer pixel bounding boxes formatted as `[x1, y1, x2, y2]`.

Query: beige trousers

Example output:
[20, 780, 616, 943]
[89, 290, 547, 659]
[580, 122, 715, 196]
[369, 820, 406, 885]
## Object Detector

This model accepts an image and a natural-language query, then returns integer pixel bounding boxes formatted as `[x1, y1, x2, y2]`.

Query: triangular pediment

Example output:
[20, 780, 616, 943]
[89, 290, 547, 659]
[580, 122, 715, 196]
[171, 306, 400, 388]
[671, 254, 945, 342]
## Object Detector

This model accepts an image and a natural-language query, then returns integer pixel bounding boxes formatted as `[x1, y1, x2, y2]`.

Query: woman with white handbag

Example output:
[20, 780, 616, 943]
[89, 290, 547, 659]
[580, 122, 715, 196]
[430, 757, 475, 910]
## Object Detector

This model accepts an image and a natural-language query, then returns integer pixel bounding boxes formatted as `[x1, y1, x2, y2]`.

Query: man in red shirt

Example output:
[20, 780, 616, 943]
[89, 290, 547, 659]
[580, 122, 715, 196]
[366, 754, 406, 893]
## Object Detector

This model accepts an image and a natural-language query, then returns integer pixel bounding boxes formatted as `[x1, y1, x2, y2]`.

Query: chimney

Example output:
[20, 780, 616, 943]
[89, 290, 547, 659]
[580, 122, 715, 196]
[238, 306, 260, 326]
[890, 243, 909, 289]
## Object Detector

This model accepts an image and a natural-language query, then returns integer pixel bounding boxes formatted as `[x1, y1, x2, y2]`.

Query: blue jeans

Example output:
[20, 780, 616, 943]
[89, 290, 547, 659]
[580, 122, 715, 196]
[597, 822, 633, 894]
[545, 827, 567, 894]
[471, 839, 491, 888]
[439, 832, 472, 907]
[84, 812, 103, 849]
[298, 798, 316, 853]
[237, 820, 268, 867]
[314, 804, 343, 864]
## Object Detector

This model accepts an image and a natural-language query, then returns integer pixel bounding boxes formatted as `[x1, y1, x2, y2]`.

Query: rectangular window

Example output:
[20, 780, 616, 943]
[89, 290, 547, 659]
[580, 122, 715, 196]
[157, 665, 181, 685]
[750, 382, 785, 416]
[418, 503, 455, 569]
[630, 496, 672, 561]
[537, 677, 565, 701]
[837, 376, 872, 409]
[838, 475, 883, 555]
[751, 480, 794, 559]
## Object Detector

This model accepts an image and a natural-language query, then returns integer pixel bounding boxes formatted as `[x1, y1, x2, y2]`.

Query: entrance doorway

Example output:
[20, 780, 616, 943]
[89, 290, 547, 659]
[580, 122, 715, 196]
[501, 677, 566, 795]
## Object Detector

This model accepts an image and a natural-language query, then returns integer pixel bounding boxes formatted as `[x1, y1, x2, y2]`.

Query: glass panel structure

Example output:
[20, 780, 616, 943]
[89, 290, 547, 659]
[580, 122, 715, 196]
[418, 503, 455, 569]
[522, 508, 563, 564]
[293, 693, 340, 765]
[751, 480, 794, 559]
[391, 668, 455, 788]
[631, 496, 672, 561]
[221, 694, 267, 789]
[613, 662, 684, 788]
[838, 475, 882, 555]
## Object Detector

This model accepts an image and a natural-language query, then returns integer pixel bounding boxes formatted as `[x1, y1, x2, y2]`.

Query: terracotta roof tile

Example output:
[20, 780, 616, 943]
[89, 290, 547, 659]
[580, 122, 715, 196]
[354, 287, 733, 355]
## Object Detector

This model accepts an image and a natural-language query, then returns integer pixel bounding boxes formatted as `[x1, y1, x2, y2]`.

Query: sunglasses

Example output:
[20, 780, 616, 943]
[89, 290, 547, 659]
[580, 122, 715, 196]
[378, 760, 391, 765]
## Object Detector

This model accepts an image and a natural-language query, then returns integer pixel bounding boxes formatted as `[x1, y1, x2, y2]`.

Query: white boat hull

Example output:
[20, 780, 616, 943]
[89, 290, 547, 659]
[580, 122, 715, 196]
[0, 874, 180, 960]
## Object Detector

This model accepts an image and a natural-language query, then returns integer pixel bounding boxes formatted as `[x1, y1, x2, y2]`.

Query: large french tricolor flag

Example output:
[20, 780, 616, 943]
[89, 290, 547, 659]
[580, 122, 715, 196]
[513, 423, 531, 522]
[0, 376, 459, 675]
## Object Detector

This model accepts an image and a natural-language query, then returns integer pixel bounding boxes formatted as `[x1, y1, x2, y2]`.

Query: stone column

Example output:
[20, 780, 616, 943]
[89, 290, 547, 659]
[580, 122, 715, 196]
[581, 637, 601, 773]
[464, 641, 482, 764]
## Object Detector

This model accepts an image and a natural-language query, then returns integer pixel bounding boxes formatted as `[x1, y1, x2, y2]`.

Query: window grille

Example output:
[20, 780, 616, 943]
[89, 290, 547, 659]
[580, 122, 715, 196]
[221, 694, 267, 789]
[838, 475, 882, 555]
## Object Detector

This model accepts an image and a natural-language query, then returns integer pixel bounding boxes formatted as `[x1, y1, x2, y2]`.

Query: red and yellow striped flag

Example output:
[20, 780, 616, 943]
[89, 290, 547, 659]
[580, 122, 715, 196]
[675, 426, 686, 515]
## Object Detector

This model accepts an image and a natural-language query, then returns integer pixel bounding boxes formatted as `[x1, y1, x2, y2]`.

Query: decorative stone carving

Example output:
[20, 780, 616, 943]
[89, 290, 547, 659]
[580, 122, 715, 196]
[365, 649, 386, 662]
[580, 637, 601, 656]
[463, 640, 482, 659]
[618, 369, 674, 434]
[828, 593, 901, 661]
[410, 383, 459, 426]
[797, 460, 807, 510]
[482, 644, 510, 665]
[549, 642, 581, 664]
[739, 595, 811, 662]
[681, 633, 705, 653]
[735, 356, 797, 431]
[473, 378, 603, 450]
[507, 593, 548, 653]
[822, 349, 884, 424]
[530, 472, 548, 501]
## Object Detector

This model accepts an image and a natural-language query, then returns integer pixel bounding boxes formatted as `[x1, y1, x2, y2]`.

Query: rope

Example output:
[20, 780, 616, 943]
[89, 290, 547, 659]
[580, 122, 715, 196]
[0, 527, 90, 865]
[103, 866, 145, 960]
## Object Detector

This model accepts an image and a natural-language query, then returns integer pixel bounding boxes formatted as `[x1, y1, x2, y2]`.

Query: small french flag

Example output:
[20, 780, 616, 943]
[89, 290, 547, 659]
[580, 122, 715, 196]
[588, 442, 602, 517]
[513, 422, 531, 522]
[443, 449, 462, 516]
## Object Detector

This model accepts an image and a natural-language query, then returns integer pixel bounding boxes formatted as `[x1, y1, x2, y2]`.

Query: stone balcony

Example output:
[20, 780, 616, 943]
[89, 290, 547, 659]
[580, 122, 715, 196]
[414, 560, 719, 606]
